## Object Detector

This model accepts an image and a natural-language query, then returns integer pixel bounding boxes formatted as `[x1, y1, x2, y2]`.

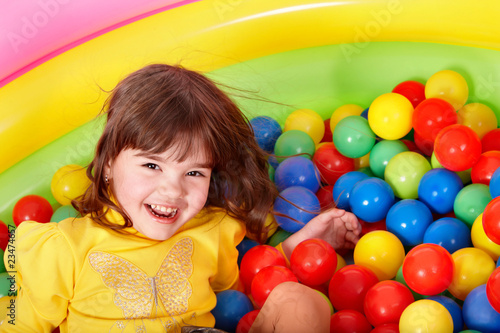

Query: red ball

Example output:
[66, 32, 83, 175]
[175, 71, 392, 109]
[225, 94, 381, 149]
[359, 219, 386, 237]
[321, 119, 333, 143]
[412, 98, 457, 142]
[481, 128, 500, 153]
[312, 142, 355, 185]
[402, 243, 454, 295]
[413, 130, 434, 156]
[370, 323, 400, 333]
[328, 264, 379, 314]
[486, 267, 500, 314]
[290, 238, 337, 286]
[250, 266, 298, 308]
[12, 194, 53, 226]
[316, 185, 334, 210]
[471, 151, 500, 185]
[434, 124, 482, 171]
[330, 310, 372, 333]
[392, 80, 426, 108]
[236, 309, 260, 333]
[363, 280, 414, 327]
[239, 245, 287, 292]
[0, 222, 9, 251]
[482, 196, 500, 245]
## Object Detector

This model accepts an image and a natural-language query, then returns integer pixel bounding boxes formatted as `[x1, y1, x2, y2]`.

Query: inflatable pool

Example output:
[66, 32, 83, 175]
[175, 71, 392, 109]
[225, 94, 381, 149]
[1, 0, 500, 226]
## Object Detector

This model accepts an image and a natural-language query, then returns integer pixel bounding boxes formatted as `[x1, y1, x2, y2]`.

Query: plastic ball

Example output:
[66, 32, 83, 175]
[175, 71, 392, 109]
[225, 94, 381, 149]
[250, 116, 282, 153]
[423, 217, 472, 254]
[385, 199, 433, 246]
[51, 205, 80, 223]
[330, 310, 372, 333]
[328, 264, 379, 314]
[266, 228, 293, 247]
[413, 130, 435, 156]
[239, 245, 287, 292]
[274, 156, 321, 193]
[481, 128, 500, 152]
[471, 213, 500, 261]
[349, 178, 395, 222]
[273, 186, 320, 233]
[427, 295, 464, 333]
[490, 167, 500, 198]
[431, 152, 472, 185]
[462, 285, 500, 333]
[353, 230, 405, 281]
[399, 299, 454, 333]
[0, 222, 9, 252]
[363, 280, 414, 327]
[384, 151, 431, 199]
[368, 140, 408, 178]
[434, 124, 482, 172]
[250, 266, 298, 308]
[392, 80, 426, 108]
[483, 196, 500, 245]
[321, 119, 333, 143]
[425, 69, 468, 110]
[354, 151, 370, 170]
[0, 273, 14, 298]
[412, 98, 457, 142]
[395, 265, 424, 301]
[453, 183, 491, 228]
[332, 171, 369, 211]
[290, 238, 337, 287]
[312, 142, 355, 185]
[359, 218, 386, 237]
[12, 194, 53, 226]
[418, 168, 463, 214]
[330, 104, 364, 135]
[402, 243, 454, 296]
[487, 267, 500, 314]
[273, 130, 316, 163]
[236, 309, 260, 333]
[236, 238, 259, 267]
[316, 185, 334, 210]
[457, 103, 498, 139]
[471, 151, 500, 185]
[211, 289, 254, 332]
[370, 323, 399, 333]
[332, 116, 376, 158]
[51, 164, 90, 206]
[368, 93, 414, 140]
[448, 247, 495, 301]
[284, 109, 325, 145]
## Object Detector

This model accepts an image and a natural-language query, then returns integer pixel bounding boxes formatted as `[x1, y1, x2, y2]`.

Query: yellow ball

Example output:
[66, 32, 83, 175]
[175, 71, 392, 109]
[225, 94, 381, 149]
[399, 300, 454, 333]
[335, 253, 347, 272]
[471, 213, 500, 261]
[425, 70, 469, 110]
[368, 93, 414, 140]
[284, 109, 325, 145]
[457, 103, 498, 139]
[353, 230, 405, 280]
[329, 104, 364, 135]
[51, 164, 91, 206]
[354, 152, 370, 170]
[448, 247, 495, 300]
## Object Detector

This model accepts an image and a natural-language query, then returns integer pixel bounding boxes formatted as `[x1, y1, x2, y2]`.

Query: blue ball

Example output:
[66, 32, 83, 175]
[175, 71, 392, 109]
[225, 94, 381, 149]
[497, 259, 500, 268]
[349, 177, 395, 222]
[273, 186, 320, 233]
[385, 199, 433, 246]
[361, 108, 369, 119]
[268, 154, 280, 170]
[212, 289, 254, 332]
[463, 285, 500, 333]
[332, 171, 369, 211]
[418, 168, 463, 214]
[237, 238, 259, 266]
[423, 217, 472, 254]
[250, 116, 282, 153]
[490, 167, 500, 198]
[427, 295, 464, 333]
[274, 156, 320, 193]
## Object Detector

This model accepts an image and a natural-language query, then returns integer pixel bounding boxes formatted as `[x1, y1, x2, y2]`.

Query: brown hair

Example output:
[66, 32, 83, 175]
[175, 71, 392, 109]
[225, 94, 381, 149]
[73, 64, 278, 242]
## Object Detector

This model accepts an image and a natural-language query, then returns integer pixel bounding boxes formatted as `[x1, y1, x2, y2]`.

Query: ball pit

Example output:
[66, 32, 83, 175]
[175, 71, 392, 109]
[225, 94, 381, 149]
[2, 0, 500, 331]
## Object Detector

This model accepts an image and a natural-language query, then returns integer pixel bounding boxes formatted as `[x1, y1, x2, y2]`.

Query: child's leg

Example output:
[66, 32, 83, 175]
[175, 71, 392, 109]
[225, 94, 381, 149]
[249, 282, 330, 333]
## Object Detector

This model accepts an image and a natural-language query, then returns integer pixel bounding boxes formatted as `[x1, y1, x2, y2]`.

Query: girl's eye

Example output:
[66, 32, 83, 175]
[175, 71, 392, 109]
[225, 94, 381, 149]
[187, 171, 203, 177]
[144, 163, 160, 170]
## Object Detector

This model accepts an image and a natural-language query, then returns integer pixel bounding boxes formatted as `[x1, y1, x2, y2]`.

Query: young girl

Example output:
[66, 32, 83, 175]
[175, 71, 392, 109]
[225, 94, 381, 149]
[2, 64, 361, 332]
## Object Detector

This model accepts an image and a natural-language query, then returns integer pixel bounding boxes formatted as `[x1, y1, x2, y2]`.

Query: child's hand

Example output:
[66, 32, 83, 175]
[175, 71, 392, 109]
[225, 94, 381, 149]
[281, 208, 362, 260]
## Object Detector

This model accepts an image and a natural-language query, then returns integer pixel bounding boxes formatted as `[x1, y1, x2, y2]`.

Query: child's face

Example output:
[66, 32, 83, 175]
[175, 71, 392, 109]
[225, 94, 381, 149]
[105, 147, 212, 240]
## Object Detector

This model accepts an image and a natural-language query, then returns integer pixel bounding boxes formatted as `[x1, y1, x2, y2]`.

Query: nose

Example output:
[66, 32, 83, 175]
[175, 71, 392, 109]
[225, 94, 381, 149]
[157, 174, 184, 199]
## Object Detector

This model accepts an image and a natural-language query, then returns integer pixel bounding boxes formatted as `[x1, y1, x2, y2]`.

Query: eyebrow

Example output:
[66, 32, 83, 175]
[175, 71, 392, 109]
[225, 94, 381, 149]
[133, 151, 212, 169]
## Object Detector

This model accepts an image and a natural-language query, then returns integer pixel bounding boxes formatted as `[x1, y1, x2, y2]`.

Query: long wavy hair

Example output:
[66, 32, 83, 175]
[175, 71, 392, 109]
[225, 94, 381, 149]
[73, 64, 278, 242]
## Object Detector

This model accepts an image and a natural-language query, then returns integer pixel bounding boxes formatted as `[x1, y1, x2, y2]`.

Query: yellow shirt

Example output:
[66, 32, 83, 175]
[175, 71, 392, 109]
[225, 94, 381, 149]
[0, 207, 246, 333]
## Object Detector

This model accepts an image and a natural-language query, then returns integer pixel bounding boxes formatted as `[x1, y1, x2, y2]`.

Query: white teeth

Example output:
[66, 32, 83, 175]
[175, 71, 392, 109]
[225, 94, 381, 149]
[149, 204, 177, 214]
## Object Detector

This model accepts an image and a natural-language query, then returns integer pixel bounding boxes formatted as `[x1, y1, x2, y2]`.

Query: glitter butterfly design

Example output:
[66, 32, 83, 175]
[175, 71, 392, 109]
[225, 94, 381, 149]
[89, 237, 194, 331]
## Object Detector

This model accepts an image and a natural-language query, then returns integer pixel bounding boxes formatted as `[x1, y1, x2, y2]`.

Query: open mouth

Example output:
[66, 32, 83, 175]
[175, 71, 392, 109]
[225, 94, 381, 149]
[147, 204, 178, 219]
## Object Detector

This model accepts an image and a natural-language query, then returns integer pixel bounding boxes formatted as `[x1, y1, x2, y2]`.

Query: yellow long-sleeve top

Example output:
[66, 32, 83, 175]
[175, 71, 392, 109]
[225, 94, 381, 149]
[0, 207, 247, 333]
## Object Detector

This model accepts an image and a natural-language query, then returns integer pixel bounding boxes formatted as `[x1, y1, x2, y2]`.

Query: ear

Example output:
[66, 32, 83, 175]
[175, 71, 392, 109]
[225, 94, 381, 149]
[103, 159, 112, 182]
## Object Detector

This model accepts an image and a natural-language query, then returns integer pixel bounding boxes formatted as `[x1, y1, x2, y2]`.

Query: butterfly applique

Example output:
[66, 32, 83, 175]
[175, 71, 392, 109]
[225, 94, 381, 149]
[89, 237, 194, 332]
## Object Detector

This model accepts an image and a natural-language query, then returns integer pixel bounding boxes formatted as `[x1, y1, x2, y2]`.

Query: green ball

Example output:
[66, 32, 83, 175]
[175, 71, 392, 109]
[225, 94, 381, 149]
[454, 183, 491, 228]
[51, 205, 80, 223]
[369, 140, 409, 178]
[333, 116, 376, 158]
[274, 130, 315, 163]
[357, 166, 376, 177]
[0, 249, 5, 274]
[267, 229, 293, 247]
[0, 272, 14, 298]
[395, 265, 424, 300]
[384, 151, 431, 199]
[431, 152, 471, 185]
